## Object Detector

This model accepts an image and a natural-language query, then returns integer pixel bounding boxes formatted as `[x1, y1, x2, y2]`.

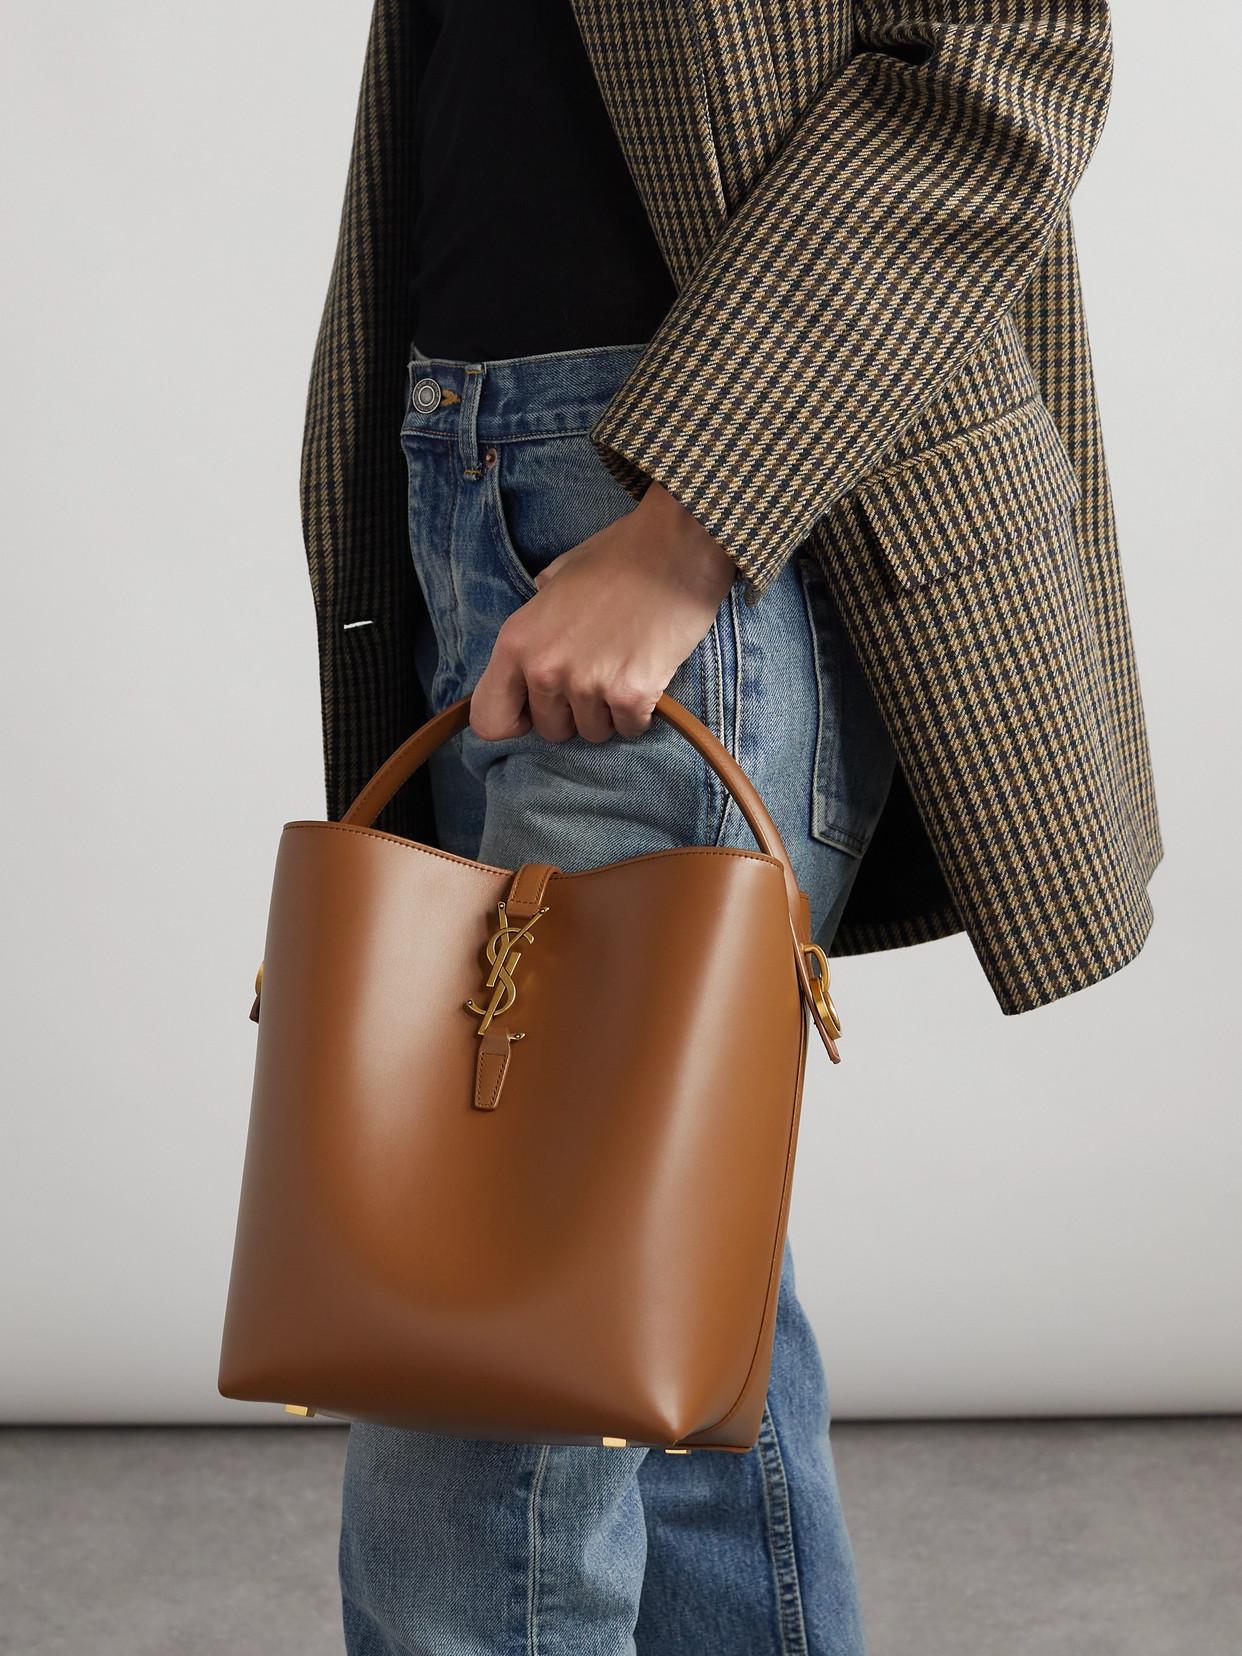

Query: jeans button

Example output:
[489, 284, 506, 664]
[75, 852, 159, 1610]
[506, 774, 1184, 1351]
[412, 377, 442, 413]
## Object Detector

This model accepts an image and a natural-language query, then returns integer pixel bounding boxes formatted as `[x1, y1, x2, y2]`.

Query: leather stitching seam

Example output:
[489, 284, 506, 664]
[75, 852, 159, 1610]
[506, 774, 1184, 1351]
[685, 1014, 809, 1444]
[287, 822, 785, 879]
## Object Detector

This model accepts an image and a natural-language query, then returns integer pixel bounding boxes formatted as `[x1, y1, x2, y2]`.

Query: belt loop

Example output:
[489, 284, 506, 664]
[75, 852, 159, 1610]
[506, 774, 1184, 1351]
[459, 363, 485, 478]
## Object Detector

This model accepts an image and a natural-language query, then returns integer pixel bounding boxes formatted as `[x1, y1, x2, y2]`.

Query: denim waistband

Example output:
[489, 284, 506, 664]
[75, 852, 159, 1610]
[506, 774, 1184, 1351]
[406, 340, 647, 443]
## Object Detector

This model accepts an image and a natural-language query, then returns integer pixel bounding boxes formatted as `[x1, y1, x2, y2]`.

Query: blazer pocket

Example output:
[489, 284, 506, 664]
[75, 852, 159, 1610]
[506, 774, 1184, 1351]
[847, 400, 1082, 592]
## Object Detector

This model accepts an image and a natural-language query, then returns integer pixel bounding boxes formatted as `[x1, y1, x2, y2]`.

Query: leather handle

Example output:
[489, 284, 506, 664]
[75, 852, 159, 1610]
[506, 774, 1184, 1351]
[344, 694, 796, 905]
[341, 694, 841, 1061]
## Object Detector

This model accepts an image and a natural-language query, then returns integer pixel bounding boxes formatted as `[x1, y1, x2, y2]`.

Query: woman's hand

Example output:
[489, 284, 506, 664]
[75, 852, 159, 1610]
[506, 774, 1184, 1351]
[469, 482, 737, 743]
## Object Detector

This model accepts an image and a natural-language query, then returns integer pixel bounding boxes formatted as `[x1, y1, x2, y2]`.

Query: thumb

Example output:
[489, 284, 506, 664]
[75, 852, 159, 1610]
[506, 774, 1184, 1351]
[532, 546, 579, 589]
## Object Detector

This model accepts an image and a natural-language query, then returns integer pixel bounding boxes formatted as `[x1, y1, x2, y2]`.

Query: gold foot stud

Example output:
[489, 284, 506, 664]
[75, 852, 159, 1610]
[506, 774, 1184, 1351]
[601, 1436, 628, 1448]
[283, 1404, 316, 1418]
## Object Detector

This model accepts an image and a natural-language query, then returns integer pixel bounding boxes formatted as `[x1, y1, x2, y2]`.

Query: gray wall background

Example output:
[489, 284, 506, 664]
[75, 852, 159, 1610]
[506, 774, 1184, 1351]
[2, 3, 1238, 1422]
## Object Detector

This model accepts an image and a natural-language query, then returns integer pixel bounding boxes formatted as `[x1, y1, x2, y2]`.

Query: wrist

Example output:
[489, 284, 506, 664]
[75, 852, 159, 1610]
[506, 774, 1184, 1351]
[639, 481, 736, 600]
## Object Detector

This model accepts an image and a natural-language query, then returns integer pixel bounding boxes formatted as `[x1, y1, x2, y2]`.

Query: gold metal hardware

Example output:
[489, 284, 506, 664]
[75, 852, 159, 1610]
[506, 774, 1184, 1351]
[283, 1404, 315, 1417]
[601, 1436, 628, 1448]
[801, 943, 842, 1039]
[664, 1448, 691, 1455]
[466, 901, 548, 1035]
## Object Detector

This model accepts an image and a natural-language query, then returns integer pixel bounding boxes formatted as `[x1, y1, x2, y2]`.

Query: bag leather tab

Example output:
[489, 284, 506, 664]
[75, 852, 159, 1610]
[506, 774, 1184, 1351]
[473, 1027, 514, 1112]
[506, 862, 558, 921]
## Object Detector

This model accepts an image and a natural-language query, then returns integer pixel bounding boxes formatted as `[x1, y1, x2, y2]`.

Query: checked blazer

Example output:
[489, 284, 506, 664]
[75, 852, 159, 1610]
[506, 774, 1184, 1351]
[300, 0, 1161, 1015]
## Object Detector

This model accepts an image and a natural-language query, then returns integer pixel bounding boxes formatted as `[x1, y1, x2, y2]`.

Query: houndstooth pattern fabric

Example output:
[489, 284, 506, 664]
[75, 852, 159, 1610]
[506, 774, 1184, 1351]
[300, 0, 1161, 1013]
[300, 2, 427, 840]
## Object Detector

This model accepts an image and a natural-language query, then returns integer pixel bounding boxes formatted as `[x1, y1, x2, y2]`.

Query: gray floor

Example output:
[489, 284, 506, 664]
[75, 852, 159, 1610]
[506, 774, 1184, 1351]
[1, 1420, 1239, 1656]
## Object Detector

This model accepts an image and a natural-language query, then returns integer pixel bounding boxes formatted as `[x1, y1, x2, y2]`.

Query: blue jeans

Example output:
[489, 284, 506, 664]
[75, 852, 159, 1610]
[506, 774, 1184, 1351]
[339, 343, 897, 1656]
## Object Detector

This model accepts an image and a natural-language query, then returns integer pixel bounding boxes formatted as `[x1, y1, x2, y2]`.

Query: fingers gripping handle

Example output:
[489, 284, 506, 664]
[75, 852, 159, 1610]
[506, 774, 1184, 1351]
[344, 694, 791, 881]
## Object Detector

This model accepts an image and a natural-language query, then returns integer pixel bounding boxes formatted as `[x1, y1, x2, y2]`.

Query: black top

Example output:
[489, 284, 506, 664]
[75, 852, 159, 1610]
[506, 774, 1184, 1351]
[410, 0, 677, 361]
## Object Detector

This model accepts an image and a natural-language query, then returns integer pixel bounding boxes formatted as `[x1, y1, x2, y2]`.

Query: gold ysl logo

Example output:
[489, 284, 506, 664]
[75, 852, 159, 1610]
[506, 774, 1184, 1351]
[466, 901, 547, 1036]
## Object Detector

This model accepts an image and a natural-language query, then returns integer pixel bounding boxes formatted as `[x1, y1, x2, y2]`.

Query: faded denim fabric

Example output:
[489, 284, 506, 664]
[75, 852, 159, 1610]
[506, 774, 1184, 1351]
[339, 342, 897, 1656]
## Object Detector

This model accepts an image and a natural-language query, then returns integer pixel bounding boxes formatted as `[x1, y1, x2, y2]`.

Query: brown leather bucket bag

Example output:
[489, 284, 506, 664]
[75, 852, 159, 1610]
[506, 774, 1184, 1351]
[218, 694, 843, 1452]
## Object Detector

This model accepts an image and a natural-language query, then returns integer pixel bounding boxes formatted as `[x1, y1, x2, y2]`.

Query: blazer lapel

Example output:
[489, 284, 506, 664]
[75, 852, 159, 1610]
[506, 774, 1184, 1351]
[569, 0, 727, 287]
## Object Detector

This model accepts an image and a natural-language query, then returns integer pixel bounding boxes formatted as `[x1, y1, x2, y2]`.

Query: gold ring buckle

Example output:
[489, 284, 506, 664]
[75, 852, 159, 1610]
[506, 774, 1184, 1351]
[801, 943, 842, 1040]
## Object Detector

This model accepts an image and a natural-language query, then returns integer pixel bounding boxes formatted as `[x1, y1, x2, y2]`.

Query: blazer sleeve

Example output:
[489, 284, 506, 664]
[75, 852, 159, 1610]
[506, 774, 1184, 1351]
[588, 1, 1114, 598]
